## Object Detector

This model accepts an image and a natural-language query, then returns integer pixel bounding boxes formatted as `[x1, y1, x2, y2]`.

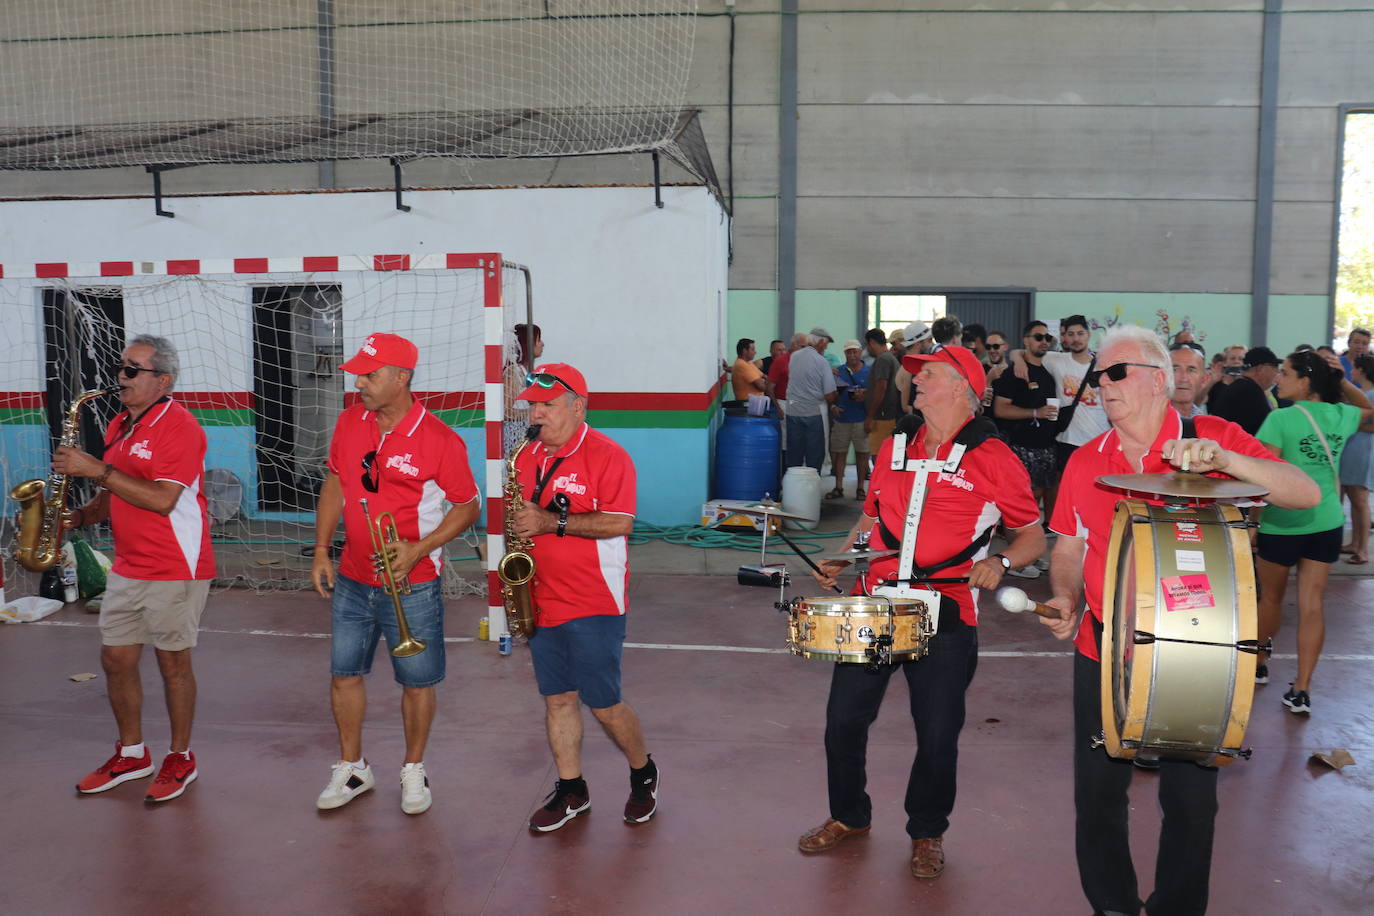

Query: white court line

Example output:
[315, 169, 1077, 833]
[21, 620, 1374, 660]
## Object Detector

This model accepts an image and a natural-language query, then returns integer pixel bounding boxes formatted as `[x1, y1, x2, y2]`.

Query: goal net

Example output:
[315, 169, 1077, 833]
[0, 1, 700, 170]
[0, 254, 531, 600]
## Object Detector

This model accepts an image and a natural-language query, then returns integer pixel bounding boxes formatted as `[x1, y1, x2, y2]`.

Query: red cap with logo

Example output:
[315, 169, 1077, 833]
[902, 345, 987, 397]
[516, 363, 589, 402]
[341, 332, 419, 374]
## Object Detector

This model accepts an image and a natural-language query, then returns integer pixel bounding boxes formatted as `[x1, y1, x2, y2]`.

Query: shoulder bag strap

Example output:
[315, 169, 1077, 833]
[1055, 354, 1097, 433]
[1291, 403, 1339, 487]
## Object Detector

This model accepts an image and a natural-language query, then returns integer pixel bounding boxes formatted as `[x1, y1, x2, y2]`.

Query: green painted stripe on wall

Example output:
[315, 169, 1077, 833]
[189, 408, 255, 427]
[589, 409, 713, 429]
[0, 408, 43, 425]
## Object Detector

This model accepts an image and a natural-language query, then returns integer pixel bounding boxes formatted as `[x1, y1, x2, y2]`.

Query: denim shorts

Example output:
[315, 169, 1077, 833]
[527, 614, 626, 709]
[330, 573, 445, 688]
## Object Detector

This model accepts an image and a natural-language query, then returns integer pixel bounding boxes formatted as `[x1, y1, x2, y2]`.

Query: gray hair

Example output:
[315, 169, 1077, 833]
[1098, 325, 1173, 398]
[128, 333, 179, 386]
[789, 332, 810, 349]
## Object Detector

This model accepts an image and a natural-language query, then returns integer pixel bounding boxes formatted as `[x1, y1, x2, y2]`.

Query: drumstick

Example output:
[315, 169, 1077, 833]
[996, 586, 1063, 619]
[773, 528, 844, 595]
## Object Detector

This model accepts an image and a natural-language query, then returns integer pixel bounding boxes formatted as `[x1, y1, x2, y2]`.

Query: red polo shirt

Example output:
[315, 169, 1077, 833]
[861, 424, 1041, 624]
[1048, 409, 1280, 659]
[514, 423, 636, 627]
[327, 398, 479, 587]
[103, 399, 215, 581]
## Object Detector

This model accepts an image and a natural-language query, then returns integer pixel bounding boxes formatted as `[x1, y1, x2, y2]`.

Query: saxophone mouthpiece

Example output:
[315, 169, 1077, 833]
[525, 424, 542, 441]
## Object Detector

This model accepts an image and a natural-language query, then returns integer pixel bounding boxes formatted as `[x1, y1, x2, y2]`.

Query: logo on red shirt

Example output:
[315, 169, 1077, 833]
[385, 452, 420, 477]
[129, 439, 153, 461]
[553, 471, 588, 496]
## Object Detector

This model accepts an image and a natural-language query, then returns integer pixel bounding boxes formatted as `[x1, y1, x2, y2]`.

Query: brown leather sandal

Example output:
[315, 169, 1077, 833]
[797, 818, 870, 853]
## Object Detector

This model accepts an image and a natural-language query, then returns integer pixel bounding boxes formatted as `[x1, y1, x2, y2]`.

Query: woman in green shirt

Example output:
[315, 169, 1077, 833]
[1255, 350, 1374, 715]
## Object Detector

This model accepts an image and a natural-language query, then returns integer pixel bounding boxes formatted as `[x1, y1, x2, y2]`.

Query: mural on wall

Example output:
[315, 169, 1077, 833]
[1153, 310, 1207, 345]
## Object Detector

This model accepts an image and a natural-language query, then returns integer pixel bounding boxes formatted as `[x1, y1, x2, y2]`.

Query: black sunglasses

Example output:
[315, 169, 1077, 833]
[360, 450, 379, 493]
[985, 343, 1003, 350]
[113, 364, 163, 379]
[1085, 362, 1161, 388]
[1169, 342, 1205, 354]
[1029, 333, 1055, 343]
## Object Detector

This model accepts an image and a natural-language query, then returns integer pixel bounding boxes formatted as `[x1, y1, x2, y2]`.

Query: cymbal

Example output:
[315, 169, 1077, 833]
[710, 499, 815, 521]
[820, 548, 900, 562]
[1096, 472, 1269, 500]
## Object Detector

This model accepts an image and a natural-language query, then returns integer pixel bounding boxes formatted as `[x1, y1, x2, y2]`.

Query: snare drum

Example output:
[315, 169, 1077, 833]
[1101, 499, 1257, 766]
[788, 595, 932, 664]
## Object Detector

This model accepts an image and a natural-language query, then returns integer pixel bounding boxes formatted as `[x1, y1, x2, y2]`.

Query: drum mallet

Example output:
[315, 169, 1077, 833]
[996, 586, 1064, 619]
[773, 528, 845, 595]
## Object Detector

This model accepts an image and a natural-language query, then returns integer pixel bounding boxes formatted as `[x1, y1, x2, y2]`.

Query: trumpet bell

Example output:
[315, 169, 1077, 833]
[390, 633, 428, 658]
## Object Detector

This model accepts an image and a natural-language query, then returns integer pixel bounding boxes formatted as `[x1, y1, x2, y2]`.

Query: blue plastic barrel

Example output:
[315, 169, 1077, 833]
[714, 414, 781, 500]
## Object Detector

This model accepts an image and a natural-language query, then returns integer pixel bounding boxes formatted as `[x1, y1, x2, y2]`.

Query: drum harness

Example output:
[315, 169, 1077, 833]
[862, 416, 1001, 668]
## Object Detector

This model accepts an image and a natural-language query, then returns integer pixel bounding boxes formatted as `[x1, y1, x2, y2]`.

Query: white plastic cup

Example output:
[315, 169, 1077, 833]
[1043, 397, 1060, 420]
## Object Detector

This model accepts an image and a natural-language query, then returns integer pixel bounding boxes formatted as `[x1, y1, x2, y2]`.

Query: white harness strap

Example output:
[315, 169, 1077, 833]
[875, 433, 967, 635]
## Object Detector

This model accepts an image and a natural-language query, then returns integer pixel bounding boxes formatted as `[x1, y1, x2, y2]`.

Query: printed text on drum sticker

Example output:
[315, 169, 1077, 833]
[1160, 574, 1216, 612]
[1173, 522, 1202, 544]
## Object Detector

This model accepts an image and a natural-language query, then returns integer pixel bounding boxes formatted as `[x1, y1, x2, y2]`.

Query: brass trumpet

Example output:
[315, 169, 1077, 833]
[359, 497, 427, 658]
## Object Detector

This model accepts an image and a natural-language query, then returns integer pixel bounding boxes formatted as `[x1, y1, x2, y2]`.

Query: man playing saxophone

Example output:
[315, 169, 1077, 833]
[310, 333, 480, 815]
[510, 364, 658, 831]
[53, 334, 215, 803]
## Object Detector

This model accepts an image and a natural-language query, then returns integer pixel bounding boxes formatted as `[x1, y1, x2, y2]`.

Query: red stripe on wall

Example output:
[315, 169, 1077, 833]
[332, 389, 722, 413]
[373, 254, 410, 271]
[35, 262, 68, 278]
[234, 258, 269, 273]
[166, 260, 200, 275]
[303, 256, 339, 272]
[0, 392, 45, 409]
[100, 262, 134, 277]
[175, 392, 254, 409]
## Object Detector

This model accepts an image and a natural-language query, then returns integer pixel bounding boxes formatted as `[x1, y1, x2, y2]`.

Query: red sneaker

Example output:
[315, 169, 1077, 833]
[76, 743, 154, 794]
[144, 751, 198, 803]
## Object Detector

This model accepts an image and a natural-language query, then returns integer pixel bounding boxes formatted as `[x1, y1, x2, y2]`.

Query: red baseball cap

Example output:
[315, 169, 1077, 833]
[517, 363, 589, 402]
[902, 345, 987, 397]
[341, 332, 418, 373]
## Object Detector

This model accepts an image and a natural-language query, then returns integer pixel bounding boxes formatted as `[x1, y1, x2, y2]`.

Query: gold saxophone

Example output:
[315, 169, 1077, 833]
[9, 387, 118, 573]
[497, 425, 540, 640]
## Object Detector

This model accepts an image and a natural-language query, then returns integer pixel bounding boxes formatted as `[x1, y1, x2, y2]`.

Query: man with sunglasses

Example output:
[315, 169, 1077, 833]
[1036, 326, 1318, 916]
[984, 331, 1008, 367]
[311, 332, 481, 816]
[506, 364, 658, 832]
[55, 335, 215, 803]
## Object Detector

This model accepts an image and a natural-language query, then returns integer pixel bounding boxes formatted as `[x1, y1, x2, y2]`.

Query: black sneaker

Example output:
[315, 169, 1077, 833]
[1255, 663, 1269, 685]
[624, 757, 659, 824]
[1282, 684, 1311, 715]
[529, 779, 590, 832]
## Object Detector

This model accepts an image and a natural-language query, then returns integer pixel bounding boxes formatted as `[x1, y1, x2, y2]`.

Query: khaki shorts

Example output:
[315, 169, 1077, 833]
[829, 420, 868, 457]
[867, 417, 896, 454]
[100, 572, 212, 651]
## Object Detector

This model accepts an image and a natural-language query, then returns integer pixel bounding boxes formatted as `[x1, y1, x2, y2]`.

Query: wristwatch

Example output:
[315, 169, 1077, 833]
[993, 553, 1012, 570]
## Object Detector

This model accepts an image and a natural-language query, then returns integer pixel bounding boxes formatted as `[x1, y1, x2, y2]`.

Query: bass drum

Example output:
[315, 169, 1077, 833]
[788, 595, 932, 664]
[1101, 498, 1257, 766]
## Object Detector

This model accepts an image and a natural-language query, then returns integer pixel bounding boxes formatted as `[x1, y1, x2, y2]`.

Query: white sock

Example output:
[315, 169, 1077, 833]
[349, 757, 366, 770]
[174, 748, 191, 759]
[402, 761, 423, 770]
[120, 742, 146, 758]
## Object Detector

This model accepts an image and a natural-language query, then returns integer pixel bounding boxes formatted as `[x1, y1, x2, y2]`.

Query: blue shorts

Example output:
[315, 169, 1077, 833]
[330, 573, 446, 688]
[527, 614, 627, 709]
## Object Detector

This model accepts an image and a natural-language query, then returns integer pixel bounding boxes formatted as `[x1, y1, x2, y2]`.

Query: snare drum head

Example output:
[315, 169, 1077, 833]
[795, 596, 925, 615]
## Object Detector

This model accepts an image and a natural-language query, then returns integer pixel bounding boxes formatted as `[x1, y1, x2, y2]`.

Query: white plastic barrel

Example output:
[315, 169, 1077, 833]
[781, 466, 822, 530]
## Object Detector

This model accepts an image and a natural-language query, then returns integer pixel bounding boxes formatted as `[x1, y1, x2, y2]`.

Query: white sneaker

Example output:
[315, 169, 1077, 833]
[316, 761, 375, 810]
[1007, 564, 1042, 579]
[400, 762, 432, 815]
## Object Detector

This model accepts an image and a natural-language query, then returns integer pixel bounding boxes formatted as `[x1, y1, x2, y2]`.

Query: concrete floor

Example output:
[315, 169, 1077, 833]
[2, 495, 1372, 915]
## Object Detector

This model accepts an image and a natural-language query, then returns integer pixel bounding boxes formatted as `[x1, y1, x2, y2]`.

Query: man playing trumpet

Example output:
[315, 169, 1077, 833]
[311, 333, 480, 815]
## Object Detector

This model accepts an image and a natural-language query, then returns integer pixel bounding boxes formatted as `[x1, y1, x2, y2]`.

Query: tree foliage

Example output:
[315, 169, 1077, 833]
[1337, 113, 1374, 334]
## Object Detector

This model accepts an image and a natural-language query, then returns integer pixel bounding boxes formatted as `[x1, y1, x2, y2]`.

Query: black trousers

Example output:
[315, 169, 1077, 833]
[823, 620, 977, 839]
[1074, 652, 1218, 916]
